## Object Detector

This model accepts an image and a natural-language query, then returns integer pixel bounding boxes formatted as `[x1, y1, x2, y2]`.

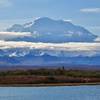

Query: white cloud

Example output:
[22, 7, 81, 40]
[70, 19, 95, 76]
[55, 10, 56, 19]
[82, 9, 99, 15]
[0, 0, 12, 8]
[0, 41, 100, 57]
[63, 19, 72, 22]
[0, 41, 99, 50]
[0, 32, 32, 40]
[95, 37, 100, 42]
[89, 26, 100, 30]
[80, 8, 100, 13]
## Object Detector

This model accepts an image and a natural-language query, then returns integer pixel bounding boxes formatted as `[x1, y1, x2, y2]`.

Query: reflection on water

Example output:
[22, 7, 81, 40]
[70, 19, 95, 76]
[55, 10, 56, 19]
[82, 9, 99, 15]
[0, 86, 100, 100]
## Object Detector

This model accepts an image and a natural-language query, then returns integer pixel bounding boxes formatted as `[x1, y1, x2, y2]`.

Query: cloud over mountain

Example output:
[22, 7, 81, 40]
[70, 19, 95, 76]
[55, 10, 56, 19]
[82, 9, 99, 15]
[0, 40, 100, 57]
[0, 32, 31, 40]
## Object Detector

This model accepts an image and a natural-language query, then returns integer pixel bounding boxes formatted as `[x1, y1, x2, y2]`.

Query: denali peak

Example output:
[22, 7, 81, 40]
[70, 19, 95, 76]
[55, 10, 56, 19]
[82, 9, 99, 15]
[6, 17, 97, 42]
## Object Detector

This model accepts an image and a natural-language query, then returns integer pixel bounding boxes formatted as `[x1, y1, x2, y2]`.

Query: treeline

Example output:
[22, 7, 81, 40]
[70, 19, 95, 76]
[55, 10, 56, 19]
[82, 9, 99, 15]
[0, 67, 100, 78]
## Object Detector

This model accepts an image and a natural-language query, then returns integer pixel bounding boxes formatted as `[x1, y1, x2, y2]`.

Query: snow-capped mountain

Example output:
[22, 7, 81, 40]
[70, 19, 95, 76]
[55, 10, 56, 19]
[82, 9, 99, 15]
[0, 17, 99, 68]
[7, 17, 97, 42]
[0, 41, 100, 67]
[0, 50, 100, 67]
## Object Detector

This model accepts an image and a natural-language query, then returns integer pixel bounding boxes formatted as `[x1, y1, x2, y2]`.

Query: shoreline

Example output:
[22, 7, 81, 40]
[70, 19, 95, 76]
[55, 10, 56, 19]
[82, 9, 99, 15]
[0, 83, 100, 87]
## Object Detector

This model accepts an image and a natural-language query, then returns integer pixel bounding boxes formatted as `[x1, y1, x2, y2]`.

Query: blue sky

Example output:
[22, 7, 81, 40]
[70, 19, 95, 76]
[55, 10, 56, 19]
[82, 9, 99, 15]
[0, 0, 100, 36]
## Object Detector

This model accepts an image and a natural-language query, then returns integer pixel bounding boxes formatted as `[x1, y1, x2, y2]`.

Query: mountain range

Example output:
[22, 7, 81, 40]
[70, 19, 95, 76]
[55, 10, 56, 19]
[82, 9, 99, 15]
[0, 17, 99, 69]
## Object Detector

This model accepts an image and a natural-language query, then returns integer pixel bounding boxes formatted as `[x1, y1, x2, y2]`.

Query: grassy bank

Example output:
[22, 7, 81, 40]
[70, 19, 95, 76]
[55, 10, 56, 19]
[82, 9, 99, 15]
[0, 68, 100, 86]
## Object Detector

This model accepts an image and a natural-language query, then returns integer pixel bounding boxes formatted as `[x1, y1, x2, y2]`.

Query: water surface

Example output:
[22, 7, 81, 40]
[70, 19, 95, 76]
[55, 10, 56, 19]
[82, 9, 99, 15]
[0, 86, 100, 100]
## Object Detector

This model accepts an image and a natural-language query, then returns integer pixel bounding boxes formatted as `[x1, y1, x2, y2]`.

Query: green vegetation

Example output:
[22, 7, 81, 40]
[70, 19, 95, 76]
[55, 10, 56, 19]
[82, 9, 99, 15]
[0, 68, 100, 85]
[0, 68, 100, 78]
